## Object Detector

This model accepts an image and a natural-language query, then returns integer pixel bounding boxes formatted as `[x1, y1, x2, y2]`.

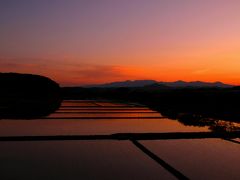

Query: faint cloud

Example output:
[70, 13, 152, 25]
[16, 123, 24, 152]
[74, 65, 125, 78]
[0, 57, 131, 86]
[192, 68, 210, 75]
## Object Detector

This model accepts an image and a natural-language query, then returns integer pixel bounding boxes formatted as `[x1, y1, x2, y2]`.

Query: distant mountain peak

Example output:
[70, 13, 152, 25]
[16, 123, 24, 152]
[86, 80, 233, 88]
[86, 80, 157, 88]
[159, 80, 233, 88]
[175, 80, 186, 83]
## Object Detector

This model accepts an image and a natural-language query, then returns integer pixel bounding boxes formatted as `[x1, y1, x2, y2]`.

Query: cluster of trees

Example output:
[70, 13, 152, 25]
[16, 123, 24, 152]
[0, 73, 62, 119]
[63, 86, 240, 122]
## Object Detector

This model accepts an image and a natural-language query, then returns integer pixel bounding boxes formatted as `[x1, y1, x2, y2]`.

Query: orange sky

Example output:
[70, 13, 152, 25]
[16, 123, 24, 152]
[0, 1, 240, 86]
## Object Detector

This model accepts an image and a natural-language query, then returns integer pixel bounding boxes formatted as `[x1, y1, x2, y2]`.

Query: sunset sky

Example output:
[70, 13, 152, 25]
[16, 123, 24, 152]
[1, 0, 240, 86]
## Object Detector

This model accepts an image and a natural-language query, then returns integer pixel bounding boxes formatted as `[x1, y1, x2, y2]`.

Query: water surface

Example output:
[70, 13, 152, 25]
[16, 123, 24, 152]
[0, 100, 210, 136]
[0, 100, 239, 179]
[142, 139, 240, 179]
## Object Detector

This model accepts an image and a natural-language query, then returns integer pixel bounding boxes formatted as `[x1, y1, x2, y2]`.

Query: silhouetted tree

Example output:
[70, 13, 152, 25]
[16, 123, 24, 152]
[0, 73, 62, 119]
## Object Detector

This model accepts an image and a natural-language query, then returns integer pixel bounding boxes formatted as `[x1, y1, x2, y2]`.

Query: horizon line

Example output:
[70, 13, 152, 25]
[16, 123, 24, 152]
[61, 79, 238, 87]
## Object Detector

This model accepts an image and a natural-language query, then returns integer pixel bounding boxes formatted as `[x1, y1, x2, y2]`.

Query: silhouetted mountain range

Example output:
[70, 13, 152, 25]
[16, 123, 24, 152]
[158, 80, 233, 88]
[86, 80, 234, 88]
[87, 80, 157, 88]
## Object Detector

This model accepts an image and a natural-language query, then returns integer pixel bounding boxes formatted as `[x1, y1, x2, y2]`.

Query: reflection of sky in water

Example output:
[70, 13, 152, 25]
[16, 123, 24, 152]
[0, 118, 210, 136]
[0, 141, 175, 180]
[0, 100, 239, 179]
[0, 100, 210, 136]
[142, 139, 240, 180]
[47, 112, 163, 118]
[0, 100, 239, 136]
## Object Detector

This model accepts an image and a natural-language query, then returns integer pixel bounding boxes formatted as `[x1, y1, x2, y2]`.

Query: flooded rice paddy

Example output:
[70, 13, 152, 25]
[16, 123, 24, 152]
[0, 100, 239, 179]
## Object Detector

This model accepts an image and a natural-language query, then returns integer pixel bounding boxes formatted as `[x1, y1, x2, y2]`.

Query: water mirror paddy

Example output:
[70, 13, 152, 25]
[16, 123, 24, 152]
[0, 100, 239, 180]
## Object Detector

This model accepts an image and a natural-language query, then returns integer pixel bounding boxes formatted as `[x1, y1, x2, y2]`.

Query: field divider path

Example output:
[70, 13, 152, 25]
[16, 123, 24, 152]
[131, 139, 189, 180]
[1, 132, 240, 141]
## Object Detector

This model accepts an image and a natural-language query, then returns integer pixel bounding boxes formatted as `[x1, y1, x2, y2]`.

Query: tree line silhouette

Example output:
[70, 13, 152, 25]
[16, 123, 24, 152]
[0, 73, 62, 119]
[62, 86, 240, 124]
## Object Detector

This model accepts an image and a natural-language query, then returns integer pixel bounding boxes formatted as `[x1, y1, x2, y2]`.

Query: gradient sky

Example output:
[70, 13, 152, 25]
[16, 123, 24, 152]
[1, 0, 240, 86]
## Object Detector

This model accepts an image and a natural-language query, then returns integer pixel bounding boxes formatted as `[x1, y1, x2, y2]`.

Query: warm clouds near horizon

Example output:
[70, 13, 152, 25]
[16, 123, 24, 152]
[1, 0, 240, 86]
